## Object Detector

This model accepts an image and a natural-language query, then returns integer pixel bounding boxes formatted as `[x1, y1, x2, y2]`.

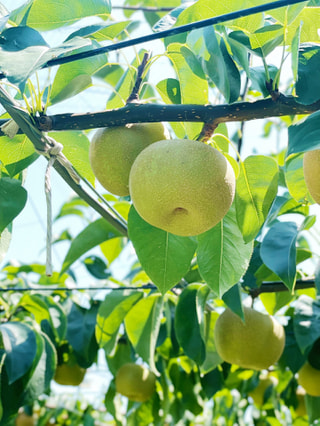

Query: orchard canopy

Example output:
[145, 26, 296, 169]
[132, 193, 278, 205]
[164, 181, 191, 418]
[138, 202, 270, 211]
[1, 0, 320, 424]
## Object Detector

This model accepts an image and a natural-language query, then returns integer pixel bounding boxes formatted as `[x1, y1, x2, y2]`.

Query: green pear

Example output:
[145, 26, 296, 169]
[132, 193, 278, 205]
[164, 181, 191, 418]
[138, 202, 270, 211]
[129, 139, 236, 236]
[214, 307, 285, 370]
[89, 122, 169, 196]
[303, 149, 320, 204]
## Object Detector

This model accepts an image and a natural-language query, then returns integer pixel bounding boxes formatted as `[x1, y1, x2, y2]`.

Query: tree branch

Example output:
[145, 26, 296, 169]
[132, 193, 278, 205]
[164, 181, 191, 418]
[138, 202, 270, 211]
[22, 95, 320, 134]
[248, 279, 315, 298]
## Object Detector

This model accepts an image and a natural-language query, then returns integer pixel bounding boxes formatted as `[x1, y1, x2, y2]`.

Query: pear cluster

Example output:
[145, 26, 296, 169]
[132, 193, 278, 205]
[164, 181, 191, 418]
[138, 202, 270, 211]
[89, 123, 236, 236]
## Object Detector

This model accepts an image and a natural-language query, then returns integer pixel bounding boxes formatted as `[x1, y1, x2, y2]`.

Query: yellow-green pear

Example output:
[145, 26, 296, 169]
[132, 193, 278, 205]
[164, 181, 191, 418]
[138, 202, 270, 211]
[129, 139, 235, 236]
[214, 307, 285, 370]
[115, 363, 156, 402]
[303, 149, 320, 203]
[298, 362, 320, 397]
[248, 373, 278, 406]
[89, 122, 169, 196]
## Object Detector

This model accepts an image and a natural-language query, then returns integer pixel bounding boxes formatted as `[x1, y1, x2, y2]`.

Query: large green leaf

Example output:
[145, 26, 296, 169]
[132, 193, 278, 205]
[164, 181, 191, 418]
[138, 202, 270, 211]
[293, 296, 320, 354]
[236, 155, 278, 243]
[10, 0, 111, 30]
[197, 204, 253, 298]
[0, 322, 37, 384]
[96, 290, 143, 352]
[260, 221, 298, 292]
[0, 177, 27, 233]
[65, 20, 131, 42]
[124, 293, 163, 374]
[61, 218, 124, 273]
[128, 206, 197, 295]
[202, 27, 241, 103]
[287, 110, 320, 155]
[66, 302, 99, 367]
[296, 44, 320, 104]
[167, 42, 208, 138]
[174, 284, 209, 365]
[49, 131, 95, 184]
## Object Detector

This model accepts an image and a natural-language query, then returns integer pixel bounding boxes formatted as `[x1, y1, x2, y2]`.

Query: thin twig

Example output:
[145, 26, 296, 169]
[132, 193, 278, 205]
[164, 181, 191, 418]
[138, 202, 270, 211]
[126, 51, 151, 103]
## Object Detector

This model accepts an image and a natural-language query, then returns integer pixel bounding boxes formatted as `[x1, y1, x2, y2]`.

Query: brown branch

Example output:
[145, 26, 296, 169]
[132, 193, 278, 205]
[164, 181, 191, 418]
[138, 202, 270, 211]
[24, 94, 320, 134]
[126, 51, 151, 103]
[248, 279, 315, 299]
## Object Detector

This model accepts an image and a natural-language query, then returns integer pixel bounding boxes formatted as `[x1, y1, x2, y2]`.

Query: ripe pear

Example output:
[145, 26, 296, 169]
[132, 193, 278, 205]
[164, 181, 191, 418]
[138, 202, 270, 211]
[303, 149, 320, 203]
[54, 363, 86, 386]
[295, 387, 307, 417]
[214, 307, 285, 370]
[89, 122, 169, 196]
[298, 362, 320, 396]
[115, 363, 156, 402]
[129, 139, 236, 236]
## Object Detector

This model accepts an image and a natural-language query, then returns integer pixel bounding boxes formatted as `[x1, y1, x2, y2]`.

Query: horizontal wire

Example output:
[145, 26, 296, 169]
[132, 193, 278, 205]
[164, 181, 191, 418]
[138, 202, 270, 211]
[43, 0, 307, 69]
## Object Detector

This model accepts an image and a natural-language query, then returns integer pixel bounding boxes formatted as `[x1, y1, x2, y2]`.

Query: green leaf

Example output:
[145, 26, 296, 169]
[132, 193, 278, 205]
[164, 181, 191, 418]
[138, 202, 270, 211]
[124, 293, 163, 373]
[202, 27, 240, 103]
[201, 311, 222, 374]
[249, 24, 284, 56]
[65, 20, 131, 42]
[249, 65, 279, 97]
[49, 131, 95, 184]
[174, 284, 208, 365]
[293, 296, 320, 354]
[260, 221, 298, 292]
[10, 0, 111, 30]
[61, 218, 123, 273]
[197, 204, 253, 298]
[0, 322, 37, 384]
[260, 291, 294, 316]
[222, 283, 244, 319]
[128, 206, 197, 295]
[236, 155, 278, 242]
[19, 294, 67, 344]
[49, 44, 108, 105]
[0, 36, 92, 85]
[96, 291, 142, 352]
[296, 44, 320, 104]
[0, 134, 36, 170]
[66, 302, 99, 367]
[285, 153, 312, 203]
[0, 177, 27, 233]
[167, 42, 208, 138]
[287, 110, 320, 155]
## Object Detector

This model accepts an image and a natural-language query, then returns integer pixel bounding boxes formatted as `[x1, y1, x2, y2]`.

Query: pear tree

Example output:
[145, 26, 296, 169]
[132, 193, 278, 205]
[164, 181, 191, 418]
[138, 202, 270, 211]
[1, 0, 320, 424]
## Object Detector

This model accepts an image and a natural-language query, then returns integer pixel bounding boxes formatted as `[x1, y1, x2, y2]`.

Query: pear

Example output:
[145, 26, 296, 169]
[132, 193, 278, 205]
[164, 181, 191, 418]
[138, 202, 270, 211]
[89, 122, 169, 196]
[298, 362, 320, 397]
[129, 139, 235, 236]
[115, 363, 156, 402]
[303, 149, 320, 203]
[214, 307, 285, 370]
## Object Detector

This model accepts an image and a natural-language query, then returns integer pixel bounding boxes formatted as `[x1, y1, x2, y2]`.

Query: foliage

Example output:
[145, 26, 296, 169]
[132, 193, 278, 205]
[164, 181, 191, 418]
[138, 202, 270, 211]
[0, 0, 320, 424]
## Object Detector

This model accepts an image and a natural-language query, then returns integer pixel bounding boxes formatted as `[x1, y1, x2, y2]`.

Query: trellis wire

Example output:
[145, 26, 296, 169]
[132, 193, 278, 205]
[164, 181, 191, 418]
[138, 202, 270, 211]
[44, 0, 308, 69]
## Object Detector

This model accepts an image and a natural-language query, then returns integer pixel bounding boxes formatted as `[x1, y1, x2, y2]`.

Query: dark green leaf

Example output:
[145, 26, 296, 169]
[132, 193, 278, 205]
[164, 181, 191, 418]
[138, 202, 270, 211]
[0, 322, 37, 384]
[83, 255, 110, 279]
[174, 284, 207, 365]
[61, 218, 123, 273]
[249, 65, 279, 97]
[128, 206, 197, 295]
[260, 221, 297, 292]
[293, 296, 320, 353]
[287, 110, 320, 155]
[222, 283, 244, 319]
[296, 44, 320, 104]
[197, 204, 253, 298]
[0, 177, 27, 233]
